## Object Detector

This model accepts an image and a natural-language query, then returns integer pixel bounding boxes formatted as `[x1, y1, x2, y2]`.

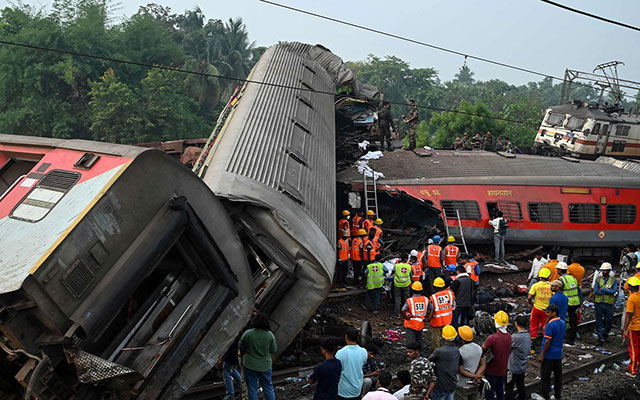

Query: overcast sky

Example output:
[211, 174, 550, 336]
[30, 0, 640, 88]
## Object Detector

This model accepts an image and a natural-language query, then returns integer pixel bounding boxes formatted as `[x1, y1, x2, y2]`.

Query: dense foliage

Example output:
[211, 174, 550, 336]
[1, 1, 637, 147]
[0, 0, 263, 143]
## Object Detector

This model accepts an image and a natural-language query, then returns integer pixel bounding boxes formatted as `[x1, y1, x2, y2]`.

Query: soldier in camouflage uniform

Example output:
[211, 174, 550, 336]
[452, 136, 463, 150]
[482, 130, 494, 151]
[404, 100, 419, 150]
[462, 133, 471, 150]
[406, 342, 436, 399]
[470, 133, 483, 150]
[377, 102, 395, 152]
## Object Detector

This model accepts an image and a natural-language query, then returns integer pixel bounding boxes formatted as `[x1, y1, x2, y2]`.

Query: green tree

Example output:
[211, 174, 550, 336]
[429, 100, 505, 148]
[88, 69, 142, 143]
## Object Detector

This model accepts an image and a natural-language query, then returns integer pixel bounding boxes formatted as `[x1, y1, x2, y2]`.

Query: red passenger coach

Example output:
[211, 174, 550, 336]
[338, 150, 640, 248]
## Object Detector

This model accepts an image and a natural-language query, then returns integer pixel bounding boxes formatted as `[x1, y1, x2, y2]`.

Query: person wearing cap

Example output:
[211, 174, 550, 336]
[590, 262, 616, 298]
[427, 277, 455, 350]
[406, 342, 436, 399]
[548, 280, 568, 321]
[593, 262, 618, 346]
[456, 325, 486, 400]
[372, 218, 384, 243]
[409, 250, 424, 283]
[528, 268, 552, 346]
[462, 253, 481, 289]
[339, 210, 351, 239]
[450, 264, 474, 328]
[364, 253, 385, 313]
[428, 325, 460, 400]
[444, 236, 459, 267]
[350, 229, 366, 287]
[536, 304, 565, 400]
[422, 235, 445, 296]
[482, 311, 512, 400]
[506, 315, 531, 400]
[392, 259, 413, 318]
[443, 264, 458, 288]
[402, 281, 428, 350]
[623, 276, 640, 378]
[363, 209, 376, 233]
[557, 262, 581, 345]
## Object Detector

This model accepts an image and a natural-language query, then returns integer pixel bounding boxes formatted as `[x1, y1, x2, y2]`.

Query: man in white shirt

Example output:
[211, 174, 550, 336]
[392, 370, 410, 399]
[362, 370, 396, 400]
[488, 211, 507, 264]
[528, 252, 549, 289]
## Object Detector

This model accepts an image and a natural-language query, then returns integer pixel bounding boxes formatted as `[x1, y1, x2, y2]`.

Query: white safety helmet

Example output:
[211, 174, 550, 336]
[428, 239, 434, 244]
[410, 249, 419, 257]
[556, 262, 568, 270]
[600, 262, 612, 271]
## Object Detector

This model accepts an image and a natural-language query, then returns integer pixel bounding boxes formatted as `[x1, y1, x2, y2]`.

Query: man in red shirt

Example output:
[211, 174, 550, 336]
[482, 311, 512, 400]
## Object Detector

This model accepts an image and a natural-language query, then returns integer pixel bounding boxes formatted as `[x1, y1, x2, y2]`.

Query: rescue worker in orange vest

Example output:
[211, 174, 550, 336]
[362, 230, 378, 288]
[338, 210, 351, 239]
[444, 236, 459, 266]
[421, 235, 444, 296]
[402, 281, 428, 350]
[363, 209, 376, 233]
[351, 213, 363, 237]
[336, 234, 350, 287]
[372, 218, 383, 241]
[409, 250, 424, 283]
[427, 277, 455, 350]
[417, 241, 429, 271]
[351, 229, 366, 287]
[371, 218, 384, 256]
[461, 253, 481, 299]
[443, 264, 457, 287]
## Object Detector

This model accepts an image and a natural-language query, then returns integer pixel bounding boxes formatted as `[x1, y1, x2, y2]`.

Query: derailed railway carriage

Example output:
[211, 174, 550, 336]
[0, 135, 255, 399]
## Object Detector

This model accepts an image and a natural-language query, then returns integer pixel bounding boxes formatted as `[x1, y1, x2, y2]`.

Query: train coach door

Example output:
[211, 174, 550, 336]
[595, 124, 609, 155]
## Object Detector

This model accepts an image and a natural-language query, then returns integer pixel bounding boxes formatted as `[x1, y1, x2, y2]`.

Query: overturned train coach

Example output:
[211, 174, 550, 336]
[0, 42, 357, 399]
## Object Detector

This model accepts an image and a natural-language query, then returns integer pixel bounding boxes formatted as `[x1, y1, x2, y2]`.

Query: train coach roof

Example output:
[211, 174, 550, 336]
[548, 103, 640, 124]
[0, 134, 149, 158]
[337, 150, 640, 188]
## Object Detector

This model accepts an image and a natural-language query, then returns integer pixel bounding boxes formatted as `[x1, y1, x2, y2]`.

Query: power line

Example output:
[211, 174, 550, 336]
[0, 38, 540, 127]
[259, 0, 639, 102]
[540, 0, 640, 32]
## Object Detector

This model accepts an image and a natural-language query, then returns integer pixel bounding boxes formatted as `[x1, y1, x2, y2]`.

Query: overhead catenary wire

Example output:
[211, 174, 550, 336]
[258, 0, 639, 102]
[0, 38, 541, 127]
[540, 0, 640, 33]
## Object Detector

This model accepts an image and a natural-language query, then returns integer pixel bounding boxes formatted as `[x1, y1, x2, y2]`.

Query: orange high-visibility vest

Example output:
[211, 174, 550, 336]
[429, 289, 454, 327]
[351, 216, 363, 236]
[363, 238, 376, 261]
[363, 218, 374, 233]
[417, 251, 425, 269]
[427, 245, 442, 268]
[338, 218, 351, 238]
[372, 225, 383, 241]
[337, 238, 350, 261]
[444, 245, 459, 266]
[404, 296, 428, 331]
[351, 237, 364, 261]
[466, 260, 480, 283]
[411, 263, 423, 282]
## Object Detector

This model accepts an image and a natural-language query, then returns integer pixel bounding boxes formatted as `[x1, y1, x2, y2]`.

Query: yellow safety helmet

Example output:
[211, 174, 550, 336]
[342, 210, 350, 217]
[442, 324, 458, 340]
[366, 210, 375, 216]
[458, 325, 474, 342]
[375, 218, 383, 225]
[447, 235, 455, 243]
[433, 277, 445, 288]
[629, 276, 640, 287]
[538, 268, 551, 279]
[494, 310, 509, 327]
[636, 262, 640, 270]
[411, 281, 423, 291]
[357, 229, 367, 236]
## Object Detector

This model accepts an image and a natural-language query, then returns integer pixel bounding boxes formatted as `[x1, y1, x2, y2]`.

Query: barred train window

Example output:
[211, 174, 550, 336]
[568, 203, 601, 223]
[615, 125, 630, 137]
[606, 204, 636, 224]
[528, 202, 563, 223]
[441, 200, 481, 220]
[488, 201, 523, 221]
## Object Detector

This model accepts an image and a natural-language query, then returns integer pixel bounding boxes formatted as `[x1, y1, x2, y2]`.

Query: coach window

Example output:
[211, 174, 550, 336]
[528, 202, 563, 223]
[606, 204, 636, 224]
[441, 200, 481, 220]
[568, 203, 601, 223]
[615, 125, 630, 136]
[591, 123, 600, 136]
[546, 113, 565, 127]
[611, 140, 626, 152]
[566, 116, 585, 131]
[487, 201, 523, 221]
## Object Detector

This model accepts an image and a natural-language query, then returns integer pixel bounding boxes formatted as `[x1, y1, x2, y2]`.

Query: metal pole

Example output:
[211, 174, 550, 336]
[456, 209, 469, 255]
